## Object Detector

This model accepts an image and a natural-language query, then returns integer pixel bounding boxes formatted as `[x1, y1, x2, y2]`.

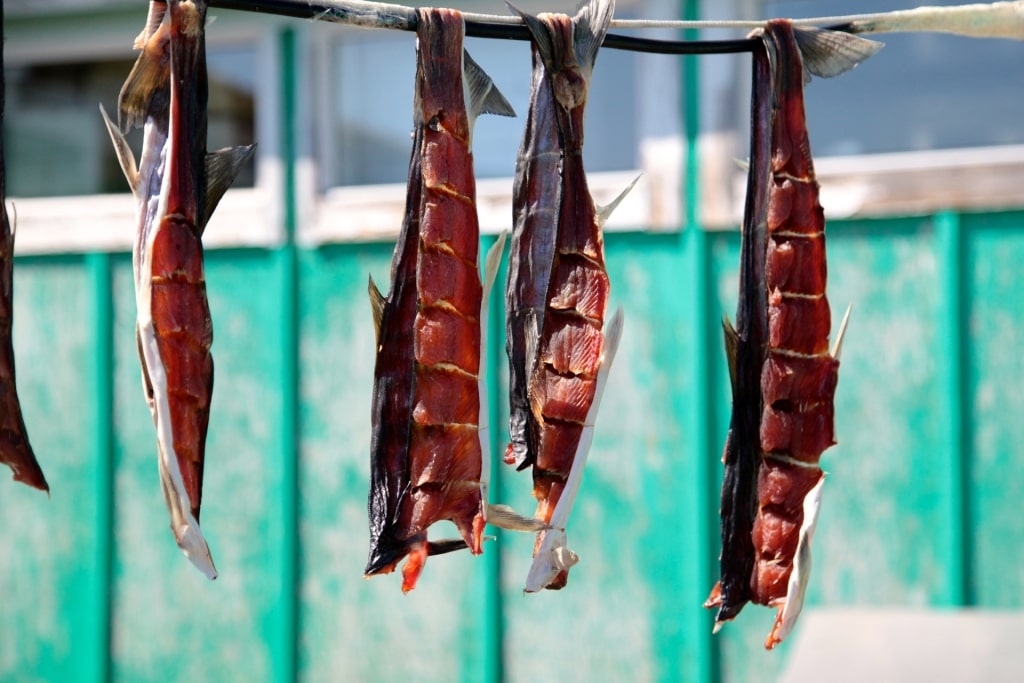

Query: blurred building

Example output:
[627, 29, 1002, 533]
[3, 1, 1024, 682]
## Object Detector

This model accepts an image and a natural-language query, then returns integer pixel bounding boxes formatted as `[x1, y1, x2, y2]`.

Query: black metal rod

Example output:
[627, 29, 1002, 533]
[208, 0, 759, 54]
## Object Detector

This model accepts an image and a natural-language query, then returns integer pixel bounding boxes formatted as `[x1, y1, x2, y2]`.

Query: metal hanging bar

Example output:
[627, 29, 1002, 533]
[206, 0, 1024, 52]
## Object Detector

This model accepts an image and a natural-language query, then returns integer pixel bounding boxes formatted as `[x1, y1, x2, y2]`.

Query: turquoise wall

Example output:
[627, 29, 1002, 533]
[2, 210, 1023, 682]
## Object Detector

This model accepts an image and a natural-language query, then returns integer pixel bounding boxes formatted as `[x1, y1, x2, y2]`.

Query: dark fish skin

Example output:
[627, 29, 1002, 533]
[705, 35, 772, 626]
[366, 8, 510, 592]
[365, 120, 426, 581]
[505, 33, 561, 471]
[0, 9, 48, 492]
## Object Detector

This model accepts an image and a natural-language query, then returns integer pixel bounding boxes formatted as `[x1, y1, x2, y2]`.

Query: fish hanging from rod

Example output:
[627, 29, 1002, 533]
[504, 0, 631, 592]
[0, 5, 49, 493]
[364, 7, 516, 592]
[102, 0, 254, 579]
[705, 20, 879, 648]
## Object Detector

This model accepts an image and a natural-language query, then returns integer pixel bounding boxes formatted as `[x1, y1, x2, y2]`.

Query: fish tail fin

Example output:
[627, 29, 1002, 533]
[100, 104, 139, 193]
[573, 0, 616, 75]
[463, 50, 516, 124]
[792, 27, 883, 81]
[203, 144, 257, 232]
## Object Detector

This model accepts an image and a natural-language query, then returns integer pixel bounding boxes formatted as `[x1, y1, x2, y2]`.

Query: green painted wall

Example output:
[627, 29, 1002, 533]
[2, 211, 1023, 682]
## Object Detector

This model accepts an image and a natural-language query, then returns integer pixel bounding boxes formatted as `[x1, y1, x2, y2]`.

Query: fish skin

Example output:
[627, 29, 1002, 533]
[707, 34, 773, 626]
[505, 19, 561, 470]
[365, 9, 507, 591]
[103, 0, 251, 579]
[0, 11, 48, 493]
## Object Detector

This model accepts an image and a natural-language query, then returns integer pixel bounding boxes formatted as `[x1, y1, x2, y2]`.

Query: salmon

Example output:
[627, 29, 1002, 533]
[364, 7, 514, 592]
[102, 0, 253, 578]
[706, 20, 878, 646]
[507, 0, 632, 592]
[0, 6, 48, 493]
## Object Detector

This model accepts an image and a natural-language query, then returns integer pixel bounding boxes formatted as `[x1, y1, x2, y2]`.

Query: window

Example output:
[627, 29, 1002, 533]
[4, 47, 257, 198]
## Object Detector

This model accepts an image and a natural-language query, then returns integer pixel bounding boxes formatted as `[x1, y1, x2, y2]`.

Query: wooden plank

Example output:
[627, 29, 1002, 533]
[964, 210, 1024, 607]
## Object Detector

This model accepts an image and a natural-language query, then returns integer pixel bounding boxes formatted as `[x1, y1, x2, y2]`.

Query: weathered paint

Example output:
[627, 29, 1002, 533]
[2, 215, 1024, 683]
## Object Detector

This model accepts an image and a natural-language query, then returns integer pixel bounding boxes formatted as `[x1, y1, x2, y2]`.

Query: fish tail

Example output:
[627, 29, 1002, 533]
[463, 49, 516, 126]
[572, 0, 615, 75]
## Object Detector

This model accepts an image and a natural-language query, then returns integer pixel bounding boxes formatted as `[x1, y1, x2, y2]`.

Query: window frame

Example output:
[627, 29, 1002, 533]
[4, 7, 283, 255]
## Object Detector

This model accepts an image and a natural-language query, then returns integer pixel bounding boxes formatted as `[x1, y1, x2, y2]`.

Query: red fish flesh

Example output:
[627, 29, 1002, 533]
[365, 8, 514, 592]
[0, 7, 48, 493]
[707, 20, 878, 647]
[103, 0, 253, 578]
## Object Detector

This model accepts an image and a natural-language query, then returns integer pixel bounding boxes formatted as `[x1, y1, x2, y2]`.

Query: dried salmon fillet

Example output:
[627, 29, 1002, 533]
[364, 8, 513, 592]
[0, 8, 48, 493]
[707, 20, 878, 646]
[103, 0, 253, 578]
[507, 0, 631, 592]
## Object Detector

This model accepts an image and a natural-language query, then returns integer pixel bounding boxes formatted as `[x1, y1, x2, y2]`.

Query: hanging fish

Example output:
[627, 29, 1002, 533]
[706, 20, 878, 647]
[0, 6, 48, 493]
[505, 0, 633, 592]
[364, 7, 515, 592]
[102, 0, 254, 579]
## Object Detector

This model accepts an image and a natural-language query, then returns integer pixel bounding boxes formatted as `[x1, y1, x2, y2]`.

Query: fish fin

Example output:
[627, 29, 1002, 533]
[118, 21, 171, 132]
[463, 50, 516, 122]
[524, 306, 624, 592]
[203, 145, 257, 231]
[367, 275, 386, 344]
[831, 303, 852, 360]
[723, 315, 739, 393]
[133, 1, 168, 49]
[793, 27, 883, 81]
[573, 0, 616, 75]
[486, 503, 552, 533]
[482, 231, 507, 301]
[734, 157, 750, 172]
[766, 473, 825, 649]
[597, 174, 640, 227]
[157, 456, 218, 579]
[524, 529, 580, 593]
[426, 538, 470, 556]
[478, 231, 507, 504]
[99, 104, 139, 193]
